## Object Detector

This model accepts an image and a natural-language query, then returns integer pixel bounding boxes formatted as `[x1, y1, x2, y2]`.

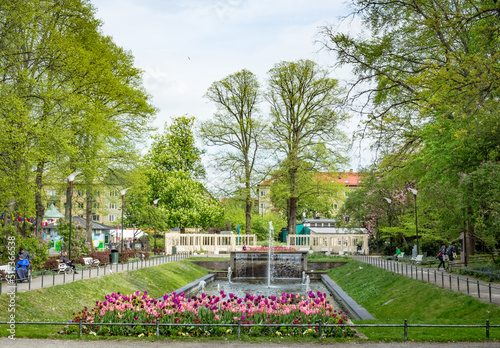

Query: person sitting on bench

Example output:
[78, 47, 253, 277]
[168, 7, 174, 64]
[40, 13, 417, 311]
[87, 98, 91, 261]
[60, 252, 78, 274]
[16, 255, 29, 281]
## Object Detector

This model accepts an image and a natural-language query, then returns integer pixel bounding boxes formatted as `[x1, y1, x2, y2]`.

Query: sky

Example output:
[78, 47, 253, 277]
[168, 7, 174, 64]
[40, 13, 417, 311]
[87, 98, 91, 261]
[90, 0, 372, 186]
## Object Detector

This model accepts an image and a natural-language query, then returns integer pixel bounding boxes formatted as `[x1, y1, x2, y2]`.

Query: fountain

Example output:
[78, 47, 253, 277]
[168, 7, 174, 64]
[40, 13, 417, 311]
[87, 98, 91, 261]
[267, 221, 273, 288]
[302, 271, 306, 284]
[227, 266, 232, 283]
[199, 280, 206, 292]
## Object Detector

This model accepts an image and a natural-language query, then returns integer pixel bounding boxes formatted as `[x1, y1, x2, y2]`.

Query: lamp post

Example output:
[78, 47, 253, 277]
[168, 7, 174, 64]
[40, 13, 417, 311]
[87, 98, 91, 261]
[67, 171, 81, 260]
[153, 198, 160, 254]
[383, 197, 392, 227]
[120, 188, 131, 252]
[409, 188, 419, 255]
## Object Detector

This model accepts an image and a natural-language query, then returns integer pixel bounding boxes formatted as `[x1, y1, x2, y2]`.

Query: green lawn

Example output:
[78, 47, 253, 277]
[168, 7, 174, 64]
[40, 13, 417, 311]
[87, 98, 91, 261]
[327, 259, 500, 341]
[2, 257, 499, 342]
[0, 260, 208, 338]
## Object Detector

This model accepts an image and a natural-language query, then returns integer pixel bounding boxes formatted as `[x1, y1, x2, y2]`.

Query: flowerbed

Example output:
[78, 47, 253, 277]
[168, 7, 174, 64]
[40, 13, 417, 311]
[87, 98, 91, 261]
[246, 246, 297, 252]
[68, 290, 354, 338]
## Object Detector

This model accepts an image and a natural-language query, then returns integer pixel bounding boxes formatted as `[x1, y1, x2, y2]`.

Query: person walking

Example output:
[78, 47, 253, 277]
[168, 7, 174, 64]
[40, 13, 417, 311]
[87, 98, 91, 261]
[437, 244, 446, 271]
[17, 247, 31, 262]
[446, 242, 457, 262]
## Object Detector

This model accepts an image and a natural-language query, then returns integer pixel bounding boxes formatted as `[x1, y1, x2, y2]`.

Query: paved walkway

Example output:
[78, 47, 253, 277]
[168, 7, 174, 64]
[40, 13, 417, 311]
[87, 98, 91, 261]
[1, 338, 500, 348]
[355, 256, 500, 306]
[0, 254, 190, 294]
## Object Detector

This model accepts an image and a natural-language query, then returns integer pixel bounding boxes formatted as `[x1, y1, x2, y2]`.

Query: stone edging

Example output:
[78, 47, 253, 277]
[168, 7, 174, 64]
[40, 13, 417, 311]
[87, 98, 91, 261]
[320, 274, 374, 320]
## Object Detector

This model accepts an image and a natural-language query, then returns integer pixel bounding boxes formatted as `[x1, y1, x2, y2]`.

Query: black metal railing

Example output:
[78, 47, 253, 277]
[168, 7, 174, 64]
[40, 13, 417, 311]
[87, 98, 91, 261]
[0, 319, 497, 340]
[358, 255, 500, 304]
[0, 253, 190, 294]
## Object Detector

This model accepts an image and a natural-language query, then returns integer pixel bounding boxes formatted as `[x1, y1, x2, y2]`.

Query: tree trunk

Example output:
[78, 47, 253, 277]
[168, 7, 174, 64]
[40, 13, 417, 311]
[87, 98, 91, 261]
[4, 198, 17, 228]
[64, 185, 71, 220]
[35, 162, 45, 238]
[245, 183, 252, 234]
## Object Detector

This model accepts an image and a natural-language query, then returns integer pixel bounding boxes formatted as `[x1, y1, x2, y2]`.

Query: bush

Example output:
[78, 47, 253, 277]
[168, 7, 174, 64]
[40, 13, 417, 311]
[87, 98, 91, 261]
[43, 258, 61, 271]
[74, 257, 85, 266]
[88, 251, 110, 265]
[118, 250, 135, 263]
[0, 226, 49, 271]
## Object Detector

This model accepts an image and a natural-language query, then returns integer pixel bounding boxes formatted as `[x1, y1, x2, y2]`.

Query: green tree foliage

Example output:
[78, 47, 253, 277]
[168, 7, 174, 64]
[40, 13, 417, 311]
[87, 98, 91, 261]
[0, 0, 156, 239]
[269, 165, 344, 219]
[460, 162, 500, 265]
[145, 116, 224, 232]
[321, 0, 500, 259]
[200, 69, 266, 235]
[266, 59, 348, 234]
[56, 220, 89, 258]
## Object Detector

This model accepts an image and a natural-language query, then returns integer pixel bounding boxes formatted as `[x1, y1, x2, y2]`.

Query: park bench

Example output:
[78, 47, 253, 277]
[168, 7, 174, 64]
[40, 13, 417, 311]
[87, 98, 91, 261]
[215, 248, 228, 255]
[83, 257, 100, 267]
[0, 264, 15, 275]
[411, 254, 423, 264]
[320, 248, 330, 254]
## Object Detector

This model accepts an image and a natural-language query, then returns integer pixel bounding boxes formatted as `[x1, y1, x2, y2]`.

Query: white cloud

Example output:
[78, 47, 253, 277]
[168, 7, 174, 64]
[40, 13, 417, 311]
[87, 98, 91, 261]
[91, 0, 372, 171]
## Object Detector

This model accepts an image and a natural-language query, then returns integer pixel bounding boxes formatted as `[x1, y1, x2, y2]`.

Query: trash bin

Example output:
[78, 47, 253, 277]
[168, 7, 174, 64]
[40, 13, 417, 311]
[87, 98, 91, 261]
[111, 249, 119, 264]
[172, 246, 177, 255]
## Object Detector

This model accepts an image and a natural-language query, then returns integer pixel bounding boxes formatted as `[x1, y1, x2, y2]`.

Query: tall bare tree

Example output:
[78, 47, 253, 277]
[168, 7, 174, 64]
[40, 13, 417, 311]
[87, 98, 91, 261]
[266, 59, 347, 234]
[200, 70, 266, 234]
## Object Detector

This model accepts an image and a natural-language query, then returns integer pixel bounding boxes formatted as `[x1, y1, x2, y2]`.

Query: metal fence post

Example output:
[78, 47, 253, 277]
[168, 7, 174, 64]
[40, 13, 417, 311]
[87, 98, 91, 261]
[467, 278, 470, 295]
[79, 318, 83, 337]
[441, 272, 444, 288]
[489, 283, 492, 303]
[449, 275, 452, 290]
[28, 276, 31, 291]
[156, 320, 160, 337]
[477, 281, 480, 298]
[53, 272, 55, 286]
[404, 319, 408, 340]
[486, 319, 490, 339]
[318, 319, 322, 341]
[457, 277, 460, 292]
[63, 271, 66, 284]
[73, 269, 76, 282]
[41, 273, 44, 288]
[238, 319, 241, 340]
[434, 270, 436, 285]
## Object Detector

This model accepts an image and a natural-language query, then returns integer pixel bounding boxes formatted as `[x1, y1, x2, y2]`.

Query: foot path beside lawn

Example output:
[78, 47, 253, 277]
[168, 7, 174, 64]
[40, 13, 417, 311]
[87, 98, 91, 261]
[0, 254, 191, 295]
[354, 256, 500, 306]
[1, 338, 499, 348]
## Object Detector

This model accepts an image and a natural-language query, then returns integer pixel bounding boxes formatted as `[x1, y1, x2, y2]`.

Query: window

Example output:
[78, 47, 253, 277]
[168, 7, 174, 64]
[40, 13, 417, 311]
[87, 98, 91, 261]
[108, 215, 116, 222]
[77, 202, 84, 209]
[92, 202, 100, 209]
[92, 215, 100, 222]
[110, 190, 118, 197]
[337, 238, 342, 246]
[344, 191, 350, 197]
[46, 189, 56, 196]
[260, 203, 265, 209]
[77, 190, 83, 197]
[260, 190, 266, 197]
[344, 216, 350, 223]
[109, 203, 117, 209]
[333, 203, 338, 210]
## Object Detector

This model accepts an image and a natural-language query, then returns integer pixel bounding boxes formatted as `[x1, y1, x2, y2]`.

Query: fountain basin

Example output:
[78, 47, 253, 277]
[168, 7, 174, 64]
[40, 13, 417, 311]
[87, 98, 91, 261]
[230, 251, 307, 281]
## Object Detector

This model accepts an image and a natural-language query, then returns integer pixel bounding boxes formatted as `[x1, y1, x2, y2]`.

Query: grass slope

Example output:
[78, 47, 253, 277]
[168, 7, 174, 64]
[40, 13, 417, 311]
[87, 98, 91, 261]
[0, 260, 208, 338]
[327, 259, 500, 341]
